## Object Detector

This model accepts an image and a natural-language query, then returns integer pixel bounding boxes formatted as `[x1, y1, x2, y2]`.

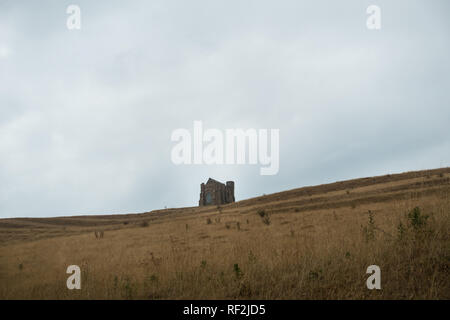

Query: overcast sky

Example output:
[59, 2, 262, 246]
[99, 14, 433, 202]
[0, 0, 449, 218]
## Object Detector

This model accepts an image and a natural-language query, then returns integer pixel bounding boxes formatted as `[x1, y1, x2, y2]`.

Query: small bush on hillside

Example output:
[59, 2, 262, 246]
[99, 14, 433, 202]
[257, 209, 266, 218]
[361, 210, 376, 242]
[407, 207, 428, 230]
[140, 221, 149, 227]
[233, 263, 242, 279]
[396, 206, 434, 242]
[256, 209, 271, 225]
[262, 215, 271, 226]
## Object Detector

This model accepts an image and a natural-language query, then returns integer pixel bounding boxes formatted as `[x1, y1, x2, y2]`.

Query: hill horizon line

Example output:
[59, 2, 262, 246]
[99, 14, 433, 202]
[3, 166, 449, 220]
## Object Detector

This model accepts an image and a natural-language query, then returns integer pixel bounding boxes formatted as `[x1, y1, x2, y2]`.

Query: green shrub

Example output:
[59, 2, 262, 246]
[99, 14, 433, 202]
[233, 263, 242, 279]
[407, 207, 428, 230]
[362, 210, 375, 242]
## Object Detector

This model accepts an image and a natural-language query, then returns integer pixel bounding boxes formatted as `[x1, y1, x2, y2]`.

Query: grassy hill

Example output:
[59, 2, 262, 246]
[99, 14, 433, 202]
[1, 167, 449, 299]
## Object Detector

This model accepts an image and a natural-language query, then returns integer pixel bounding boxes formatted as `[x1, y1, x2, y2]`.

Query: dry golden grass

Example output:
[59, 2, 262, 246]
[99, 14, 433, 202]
[0, 168, 449, 299]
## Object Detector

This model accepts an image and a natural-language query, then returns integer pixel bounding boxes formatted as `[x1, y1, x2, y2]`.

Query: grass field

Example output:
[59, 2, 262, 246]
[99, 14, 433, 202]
[0, 168, 449, 299]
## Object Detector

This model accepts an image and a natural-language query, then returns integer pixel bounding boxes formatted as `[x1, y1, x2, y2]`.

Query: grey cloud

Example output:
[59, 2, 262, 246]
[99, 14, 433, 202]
[0, 0, 449, 217]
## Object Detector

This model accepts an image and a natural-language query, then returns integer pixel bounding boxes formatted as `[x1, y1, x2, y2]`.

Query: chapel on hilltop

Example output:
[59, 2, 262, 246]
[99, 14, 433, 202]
[199, 178, 235, 206]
